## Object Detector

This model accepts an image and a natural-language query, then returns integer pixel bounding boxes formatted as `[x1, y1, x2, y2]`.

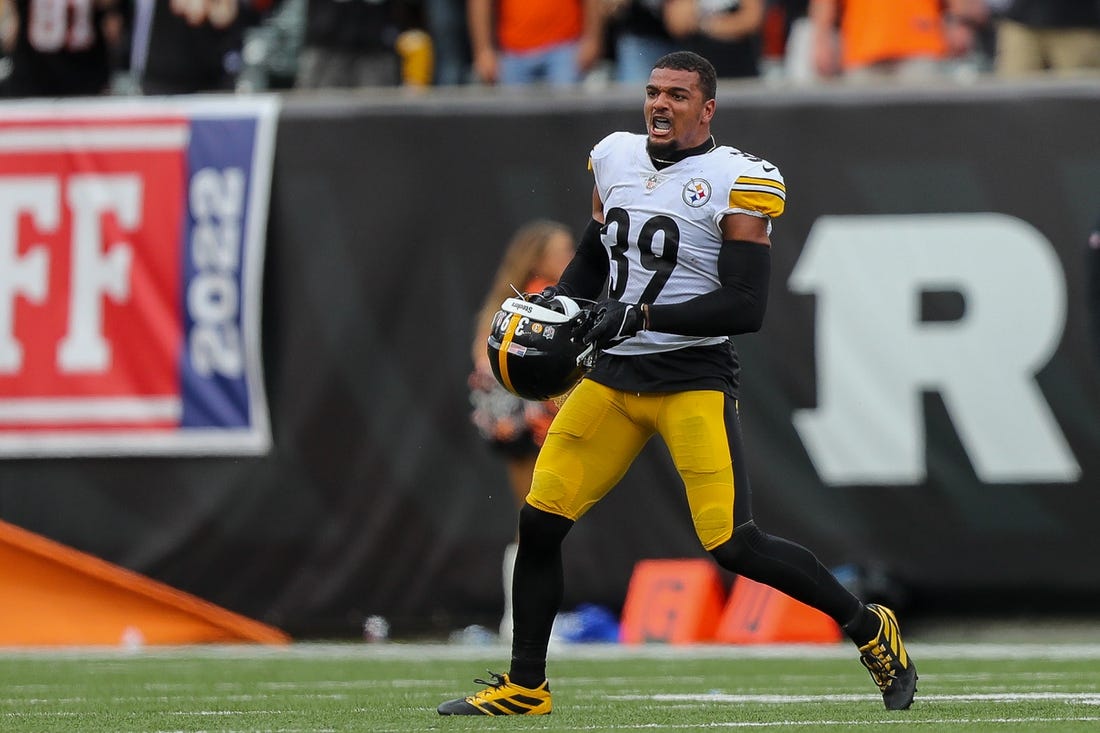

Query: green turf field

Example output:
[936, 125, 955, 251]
[1, 642, 1098, 732]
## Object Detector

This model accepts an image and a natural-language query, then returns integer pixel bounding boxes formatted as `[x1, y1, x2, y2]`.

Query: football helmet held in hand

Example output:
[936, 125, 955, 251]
[487, 296, 593, 400]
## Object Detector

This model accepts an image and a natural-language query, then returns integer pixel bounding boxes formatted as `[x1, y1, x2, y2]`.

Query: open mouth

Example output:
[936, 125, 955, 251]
[651, 116, 672, 135]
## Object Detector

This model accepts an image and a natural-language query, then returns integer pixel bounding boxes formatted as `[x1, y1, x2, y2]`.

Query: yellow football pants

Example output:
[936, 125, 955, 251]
[526, 379, 748, 550]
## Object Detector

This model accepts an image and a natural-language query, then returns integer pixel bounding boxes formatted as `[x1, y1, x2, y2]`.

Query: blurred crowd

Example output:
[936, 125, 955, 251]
[0, 0, 1097, 98]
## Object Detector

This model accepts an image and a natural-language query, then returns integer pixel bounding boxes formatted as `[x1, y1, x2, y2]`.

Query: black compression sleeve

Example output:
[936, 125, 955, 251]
[556, 218, 609, 300]
[646, 240, 770, 337]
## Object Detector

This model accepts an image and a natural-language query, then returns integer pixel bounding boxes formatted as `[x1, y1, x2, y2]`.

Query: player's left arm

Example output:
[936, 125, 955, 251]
[643, 157, 784, 337]
[644, 213, 771, 337]
[585, 213, 771, 348]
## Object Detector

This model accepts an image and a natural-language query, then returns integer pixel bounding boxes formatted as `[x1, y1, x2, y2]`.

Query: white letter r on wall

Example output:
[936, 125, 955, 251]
[789, 213, 1079, 485]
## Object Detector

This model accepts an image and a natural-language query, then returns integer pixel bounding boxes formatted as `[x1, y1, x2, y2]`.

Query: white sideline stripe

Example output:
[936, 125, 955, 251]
[617, 691, 1100, 704]
[0, 125, 189, 150]
[6, 641, 1100, 661]
[0, 397, 181, 423]
[7, 709, 1098, 731]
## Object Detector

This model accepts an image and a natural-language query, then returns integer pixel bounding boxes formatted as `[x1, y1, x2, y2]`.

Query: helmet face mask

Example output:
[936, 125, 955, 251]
[487, 296, 592, 401]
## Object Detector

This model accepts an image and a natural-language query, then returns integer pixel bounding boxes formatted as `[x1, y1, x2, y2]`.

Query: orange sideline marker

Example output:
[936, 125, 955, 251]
[619, 558, 726, 644]
[716, 575, 842, 644]
[0, 519, 290, 646]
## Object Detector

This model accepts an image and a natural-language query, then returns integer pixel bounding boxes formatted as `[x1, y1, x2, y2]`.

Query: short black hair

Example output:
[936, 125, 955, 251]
[652, 51, 717, 101]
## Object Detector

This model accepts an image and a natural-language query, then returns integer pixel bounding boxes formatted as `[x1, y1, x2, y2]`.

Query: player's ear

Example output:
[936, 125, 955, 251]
[702, 99, 716, 123]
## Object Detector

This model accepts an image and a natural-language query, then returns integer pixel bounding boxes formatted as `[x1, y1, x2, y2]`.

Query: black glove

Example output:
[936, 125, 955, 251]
[583, 300, 644, 350]
[525, 286, 560, 306]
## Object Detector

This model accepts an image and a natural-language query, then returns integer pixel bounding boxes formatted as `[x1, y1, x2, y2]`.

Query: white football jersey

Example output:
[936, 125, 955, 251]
[589, 131, 786, 356]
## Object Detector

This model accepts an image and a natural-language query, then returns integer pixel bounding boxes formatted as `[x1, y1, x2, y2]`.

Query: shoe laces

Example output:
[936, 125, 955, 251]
[469, 671, 509, 700]
[860, 642, 899, 691]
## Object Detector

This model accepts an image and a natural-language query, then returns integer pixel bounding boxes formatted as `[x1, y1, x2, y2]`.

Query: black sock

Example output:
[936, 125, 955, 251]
[843, 605, 881, 645]
[508, 657, 546, 689]
[507, 505, 573, 688]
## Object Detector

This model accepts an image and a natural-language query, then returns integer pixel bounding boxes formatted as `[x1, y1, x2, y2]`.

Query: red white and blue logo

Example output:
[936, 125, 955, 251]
[682, 178, 711, 207]
[0, 97, 277, 456]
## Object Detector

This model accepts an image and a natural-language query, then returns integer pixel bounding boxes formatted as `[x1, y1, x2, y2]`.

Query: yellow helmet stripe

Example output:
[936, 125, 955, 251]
[496, 314, 520, 394]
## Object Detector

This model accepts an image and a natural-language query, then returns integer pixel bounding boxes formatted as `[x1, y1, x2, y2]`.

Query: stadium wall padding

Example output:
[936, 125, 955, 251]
[2, 80, 1099, 637]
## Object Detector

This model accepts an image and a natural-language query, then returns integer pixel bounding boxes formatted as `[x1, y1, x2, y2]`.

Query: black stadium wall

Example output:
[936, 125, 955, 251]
[1, 80, 1099, 638]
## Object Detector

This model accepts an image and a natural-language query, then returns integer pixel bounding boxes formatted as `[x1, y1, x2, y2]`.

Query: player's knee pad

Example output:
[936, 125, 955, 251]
[708, 520, 763, 572]
[518, 503, 574, 552]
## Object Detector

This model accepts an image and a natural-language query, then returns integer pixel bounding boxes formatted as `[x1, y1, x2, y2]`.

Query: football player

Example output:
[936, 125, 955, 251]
[440, 50, 916, 716]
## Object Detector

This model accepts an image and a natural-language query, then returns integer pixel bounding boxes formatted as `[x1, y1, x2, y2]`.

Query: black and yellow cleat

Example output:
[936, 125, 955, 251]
[437, 672, 552, 716]
[858, 604, 918, 710]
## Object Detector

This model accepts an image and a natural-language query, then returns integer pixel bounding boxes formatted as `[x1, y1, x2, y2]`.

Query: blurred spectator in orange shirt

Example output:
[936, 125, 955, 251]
[810, 0, 986, 81]
[467, 0, 603, 85]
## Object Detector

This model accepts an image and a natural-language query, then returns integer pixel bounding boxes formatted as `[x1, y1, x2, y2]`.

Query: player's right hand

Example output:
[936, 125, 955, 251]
[583, 299, 644, 350]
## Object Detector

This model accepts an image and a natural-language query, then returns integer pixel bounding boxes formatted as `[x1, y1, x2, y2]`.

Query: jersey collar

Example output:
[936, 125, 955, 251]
[649, 135, 717, 170]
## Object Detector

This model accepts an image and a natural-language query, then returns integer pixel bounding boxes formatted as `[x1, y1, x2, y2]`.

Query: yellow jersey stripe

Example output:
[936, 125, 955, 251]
[736, 176, 787, 193]
[728, 189, 786, 218]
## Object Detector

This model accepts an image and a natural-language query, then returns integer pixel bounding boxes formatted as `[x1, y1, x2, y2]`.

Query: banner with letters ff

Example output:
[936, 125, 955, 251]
[0, 97, 278, 457]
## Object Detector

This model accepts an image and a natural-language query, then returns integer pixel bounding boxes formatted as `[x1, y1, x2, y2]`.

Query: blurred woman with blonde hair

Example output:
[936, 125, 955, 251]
[469, 219, 576, 641]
